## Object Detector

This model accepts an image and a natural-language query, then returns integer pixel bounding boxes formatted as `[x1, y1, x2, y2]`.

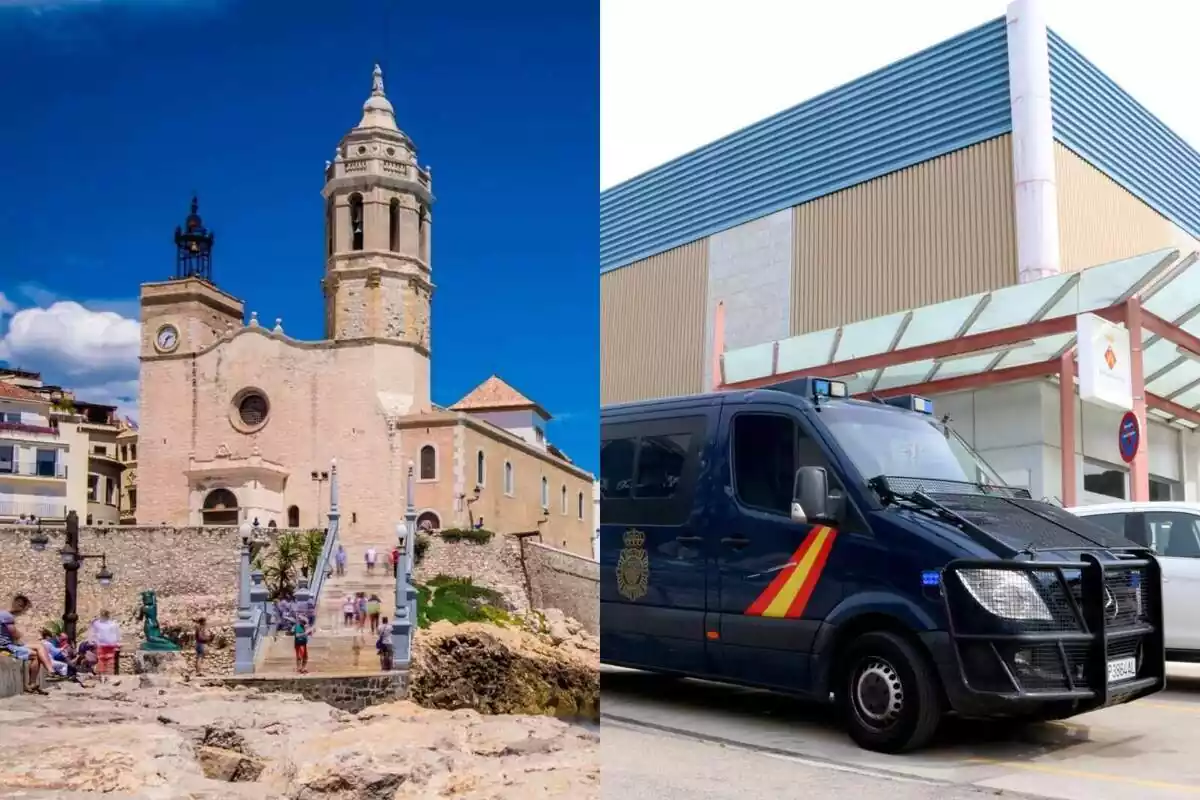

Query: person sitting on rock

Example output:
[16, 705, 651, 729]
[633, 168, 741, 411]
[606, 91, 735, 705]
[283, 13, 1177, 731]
[38, 628, 70, 678]
[0, 594, 53, 694]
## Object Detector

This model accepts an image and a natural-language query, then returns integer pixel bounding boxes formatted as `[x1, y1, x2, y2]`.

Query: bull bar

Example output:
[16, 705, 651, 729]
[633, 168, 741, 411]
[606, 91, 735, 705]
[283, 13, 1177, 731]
[939, 551, 1165, 712]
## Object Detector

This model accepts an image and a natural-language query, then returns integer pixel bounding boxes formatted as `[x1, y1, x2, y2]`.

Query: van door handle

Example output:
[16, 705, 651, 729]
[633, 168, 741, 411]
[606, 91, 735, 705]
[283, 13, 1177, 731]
[675, 535, 703, 543]
[721, 537, 750, 547]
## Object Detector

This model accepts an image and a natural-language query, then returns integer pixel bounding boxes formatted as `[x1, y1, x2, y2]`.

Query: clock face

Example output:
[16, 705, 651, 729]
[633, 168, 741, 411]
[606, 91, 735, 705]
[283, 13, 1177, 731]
[155, 324, 179, 353]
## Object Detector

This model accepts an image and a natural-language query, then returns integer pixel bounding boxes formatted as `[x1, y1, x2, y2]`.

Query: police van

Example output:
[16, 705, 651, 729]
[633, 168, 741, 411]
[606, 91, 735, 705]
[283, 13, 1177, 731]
[599, 377, 1165, 753]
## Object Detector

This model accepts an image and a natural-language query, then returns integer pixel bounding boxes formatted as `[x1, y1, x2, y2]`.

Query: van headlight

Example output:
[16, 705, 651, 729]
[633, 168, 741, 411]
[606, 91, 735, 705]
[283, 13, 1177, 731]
[957, 569, 1053, 622]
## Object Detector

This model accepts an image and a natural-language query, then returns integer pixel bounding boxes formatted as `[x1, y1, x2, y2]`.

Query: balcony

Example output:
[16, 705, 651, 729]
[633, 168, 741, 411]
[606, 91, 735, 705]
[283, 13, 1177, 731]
[0, 420, 59, 440]
[0, 500, 67, 520]
[0, 460, 67, 480]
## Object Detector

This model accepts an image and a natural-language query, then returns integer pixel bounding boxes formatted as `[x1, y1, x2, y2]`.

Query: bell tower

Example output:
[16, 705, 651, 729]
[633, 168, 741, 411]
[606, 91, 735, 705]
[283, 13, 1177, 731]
[321, 65, 434, 353]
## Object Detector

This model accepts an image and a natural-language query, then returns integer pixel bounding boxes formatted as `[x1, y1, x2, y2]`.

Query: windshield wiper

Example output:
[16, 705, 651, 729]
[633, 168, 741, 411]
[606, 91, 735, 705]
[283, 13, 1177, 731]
[867, 475, 1021, 556]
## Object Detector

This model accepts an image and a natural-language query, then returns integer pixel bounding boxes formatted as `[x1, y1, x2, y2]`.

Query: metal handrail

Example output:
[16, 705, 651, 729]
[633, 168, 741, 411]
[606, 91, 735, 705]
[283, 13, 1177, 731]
[306, 459, 341, 622]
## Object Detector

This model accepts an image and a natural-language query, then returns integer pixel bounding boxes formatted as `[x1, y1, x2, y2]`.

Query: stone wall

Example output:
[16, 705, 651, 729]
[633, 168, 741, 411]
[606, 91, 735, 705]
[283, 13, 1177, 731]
[217, 670, 408, 713]
[0, 524, 274, 675]
[414, 532, 598, 633]
[0, 655, 24, 698]
[415, 532, 529, 612]
[522, 541, 599, 634]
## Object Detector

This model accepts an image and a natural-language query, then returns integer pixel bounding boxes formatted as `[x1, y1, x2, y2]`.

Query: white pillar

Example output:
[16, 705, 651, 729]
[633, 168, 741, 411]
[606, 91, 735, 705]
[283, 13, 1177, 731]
[1007, 0, 1061, 284]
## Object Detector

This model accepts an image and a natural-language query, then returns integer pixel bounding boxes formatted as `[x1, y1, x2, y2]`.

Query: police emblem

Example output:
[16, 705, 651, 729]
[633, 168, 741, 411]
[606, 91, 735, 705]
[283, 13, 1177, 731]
[616, 528, 649, 601]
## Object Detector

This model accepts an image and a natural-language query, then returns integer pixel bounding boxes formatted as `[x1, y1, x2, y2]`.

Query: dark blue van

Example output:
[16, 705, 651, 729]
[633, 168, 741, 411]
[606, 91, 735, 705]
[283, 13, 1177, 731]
[599, 377, 1165, 753]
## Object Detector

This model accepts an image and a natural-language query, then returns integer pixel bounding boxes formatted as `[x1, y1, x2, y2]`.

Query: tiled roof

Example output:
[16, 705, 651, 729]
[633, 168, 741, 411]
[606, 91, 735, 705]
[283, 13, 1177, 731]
[451, 375, 549, 418]
[0, 381, 47, 403]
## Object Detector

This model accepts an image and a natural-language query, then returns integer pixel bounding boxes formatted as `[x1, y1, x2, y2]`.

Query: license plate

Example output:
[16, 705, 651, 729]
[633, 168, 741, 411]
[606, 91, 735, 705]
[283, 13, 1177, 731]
[1107, 657, 1137, 684]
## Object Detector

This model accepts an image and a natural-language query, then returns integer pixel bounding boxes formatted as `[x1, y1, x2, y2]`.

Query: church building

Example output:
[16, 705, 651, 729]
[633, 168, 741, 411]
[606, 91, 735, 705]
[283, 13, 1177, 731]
[136, 66, 594, 557]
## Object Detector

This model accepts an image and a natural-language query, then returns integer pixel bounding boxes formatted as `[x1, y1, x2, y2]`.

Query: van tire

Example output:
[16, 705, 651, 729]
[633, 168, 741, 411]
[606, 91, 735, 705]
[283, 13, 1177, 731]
[838, 630, 942, 753]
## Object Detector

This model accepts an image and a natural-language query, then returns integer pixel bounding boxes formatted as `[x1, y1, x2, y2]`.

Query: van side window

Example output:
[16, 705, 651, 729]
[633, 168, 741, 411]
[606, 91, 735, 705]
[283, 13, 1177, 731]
[733, 413, 796, 515]
[600, 415, 705, 526]
[599, 437, 636, 500]
[636, 435, 689, 499]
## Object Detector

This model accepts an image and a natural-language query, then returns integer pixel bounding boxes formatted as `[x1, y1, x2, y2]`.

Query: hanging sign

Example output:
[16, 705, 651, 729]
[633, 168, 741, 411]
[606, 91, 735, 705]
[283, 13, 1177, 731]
[1077, 313, 1133, 411]
[1118, 411, 1140, 464]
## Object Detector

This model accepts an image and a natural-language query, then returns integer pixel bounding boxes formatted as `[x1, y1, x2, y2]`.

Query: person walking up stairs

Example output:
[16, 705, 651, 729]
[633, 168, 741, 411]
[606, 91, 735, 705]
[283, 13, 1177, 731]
[256, 538, 398, 675]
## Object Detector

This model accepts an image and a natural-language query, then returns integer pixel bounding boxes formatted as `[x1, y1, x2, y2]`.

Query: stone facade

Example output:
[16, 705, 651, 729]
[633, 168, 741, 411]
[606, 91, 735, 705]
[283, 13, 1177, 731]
[134, 66, 594, 557]
[218, 670, 408, 713]
[406, 413, 595, 556]
[0, 524, 269, 674]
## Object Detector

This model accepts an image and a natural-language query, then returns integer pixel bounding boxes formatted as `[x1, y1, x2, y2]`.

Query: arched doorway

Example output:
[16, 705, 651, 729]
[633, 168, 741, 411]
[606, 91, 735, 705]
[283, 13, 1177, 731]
[287, 505, 300, 527]
[416, 511, 441, 532]
[202, 488, 239, 525]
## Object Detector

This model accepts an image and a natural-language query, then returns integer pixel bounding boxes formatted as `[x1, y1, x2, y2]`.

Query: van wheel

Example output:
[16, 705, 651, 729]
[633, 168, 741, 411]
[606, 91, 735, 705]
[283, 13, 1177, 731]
[839, 631, 942, 753]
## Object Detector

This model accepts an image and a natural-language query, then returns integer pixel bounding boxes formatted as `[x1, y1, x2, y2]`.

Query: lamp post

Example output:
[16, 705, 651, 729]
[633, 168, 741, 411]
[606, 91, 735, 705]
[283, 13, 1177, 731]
[311, 468, 329, 527]
[392, 461, 418, 669]
[29, 510, 113, 643]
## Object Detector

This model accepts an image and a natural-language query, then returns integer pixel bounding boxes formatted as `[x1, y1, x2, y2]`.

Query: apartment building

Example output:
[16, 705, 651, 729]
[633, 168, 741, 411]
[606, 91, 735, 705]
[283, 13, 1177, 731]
[0, 381, 71, 523]
[0, 370, 131, 525]
[117, 422, 137, 524]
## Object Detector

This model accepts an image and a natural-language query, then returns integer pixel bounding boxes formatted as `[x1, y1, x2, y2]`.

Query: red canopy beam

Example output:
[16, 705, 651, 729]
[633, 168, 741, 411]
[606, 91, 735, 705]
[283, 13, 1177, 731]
[723, 306, 1124, 391]
[1126, 298, 1150, 502]
[862, 358, 1062, 399]
[1059, 350, 1078, 507]
[1139, 310, 1200, 361]
[1147, 393, 1200, 427]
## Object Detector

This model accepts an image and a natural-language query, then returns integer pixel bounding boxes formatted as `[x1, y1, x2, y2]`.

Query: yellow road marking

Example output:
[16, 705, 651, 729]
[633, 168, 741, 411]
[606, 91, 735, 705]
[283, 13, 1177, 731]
[965, 758, 1200, 793]
[1138, 700, 1200, 713]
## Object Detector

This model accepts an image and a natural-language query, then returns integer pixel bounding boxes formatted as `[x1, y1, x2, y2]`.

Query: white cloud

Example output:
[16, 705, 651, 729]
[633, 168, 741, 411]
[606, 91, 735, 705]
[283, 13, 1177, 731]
[0, 301, 140, 379]
[0, 292, 14, 317]
[601, 0, 1200, 189]
[0, 297, 141, 421]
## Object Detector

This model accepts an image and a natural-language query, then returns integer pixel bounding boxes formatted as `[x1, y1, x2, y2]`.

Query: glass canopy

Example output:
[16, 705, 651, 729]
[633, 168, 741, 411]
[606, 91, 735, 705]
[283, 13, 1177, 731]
[722, 247, 1200, 429]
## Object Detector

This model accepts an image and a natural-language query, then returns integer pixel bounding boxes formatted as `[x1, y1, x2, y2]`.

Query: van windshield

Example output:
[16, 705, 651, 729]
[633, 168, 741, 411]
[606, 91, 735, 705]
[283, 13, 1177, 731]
[819, 403, 1008, 489]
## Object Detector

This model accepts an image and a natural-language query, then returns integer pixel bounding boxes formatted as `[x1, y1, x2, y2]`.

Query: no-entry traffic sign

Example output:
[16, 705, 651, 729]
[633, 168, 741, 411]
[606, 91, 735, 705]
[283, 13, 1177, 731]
[1118, 411, 1140, 464]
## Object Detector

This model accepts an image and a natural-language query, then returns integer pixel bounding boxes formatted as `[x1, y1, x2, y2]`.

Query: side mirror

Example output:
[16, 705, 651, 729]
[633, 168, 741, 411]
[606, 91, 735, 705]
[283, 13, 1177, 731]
[792, 466, 837, 524]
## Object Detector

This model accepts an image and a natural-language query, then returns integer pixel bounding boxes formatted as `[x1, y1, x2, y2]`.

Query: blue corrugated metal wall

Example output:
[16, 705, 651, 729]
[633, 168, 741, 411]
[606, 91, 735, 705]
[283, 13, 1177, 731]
[600, 18, 1012, 274]
[1048, 31, 1200, 240]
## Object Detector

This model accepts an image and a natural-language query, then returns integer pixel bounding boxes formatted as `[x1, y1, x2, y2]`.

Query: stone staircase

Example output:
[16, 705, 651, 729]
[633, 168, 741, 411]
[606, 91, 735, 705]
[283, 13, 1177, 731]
[256, 540, 397, 676]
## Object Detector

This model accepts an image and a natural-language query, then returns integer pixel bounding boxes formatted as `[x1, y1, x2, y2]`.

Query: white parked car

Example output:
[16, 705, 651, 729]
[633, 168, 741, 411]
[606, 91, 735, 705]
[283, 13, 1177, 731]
[1068, 501, 1200, 661]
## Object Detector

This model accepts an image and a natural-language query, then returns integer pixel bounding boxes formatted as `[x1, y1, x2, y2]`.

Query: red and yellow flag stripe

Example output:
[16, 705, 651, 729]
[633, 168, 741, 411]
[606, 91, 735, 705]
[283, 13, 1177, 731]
[744, 525, 838, 619]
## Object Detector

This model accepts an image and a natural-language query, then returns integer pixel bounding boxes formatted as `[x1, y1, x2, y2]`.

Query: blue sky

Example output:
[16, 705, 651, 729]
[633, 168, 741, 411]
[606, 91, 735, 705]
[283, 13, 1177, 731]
[0, 0, 599, 473]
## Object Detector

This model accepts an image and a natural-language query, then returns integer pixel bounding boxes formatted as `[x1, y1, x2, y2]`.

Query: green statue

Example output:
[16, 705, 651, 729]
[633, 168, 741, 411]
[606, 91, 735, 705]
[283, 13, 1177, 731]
[136, 590, 179, 652]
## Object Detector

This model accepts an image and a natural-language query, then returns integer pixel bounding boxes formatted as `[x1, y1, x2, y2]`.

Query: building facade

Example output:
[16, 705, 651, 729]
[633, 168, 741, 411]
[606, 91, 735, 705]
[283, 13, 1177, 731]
[137, 67, 595, 555]
[599, 0, 1200, 506]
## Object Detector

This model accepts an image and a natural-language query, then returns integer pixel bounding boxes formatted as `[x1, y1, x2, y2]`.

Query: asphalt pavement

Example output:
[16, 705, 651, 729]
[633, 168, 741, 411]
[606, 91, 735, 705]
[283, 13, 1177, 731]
[601, 663, 1200, 799]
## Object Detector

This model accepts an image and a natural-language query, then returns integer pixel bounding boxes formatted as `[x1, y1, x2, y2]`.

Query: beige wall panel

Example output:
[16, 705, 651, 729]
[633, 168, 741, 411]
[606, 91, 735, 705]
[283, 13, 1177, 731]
[792, 135, 1018, 334]
[601, 241, 708, 404]
[1055, 142, 1199, 273]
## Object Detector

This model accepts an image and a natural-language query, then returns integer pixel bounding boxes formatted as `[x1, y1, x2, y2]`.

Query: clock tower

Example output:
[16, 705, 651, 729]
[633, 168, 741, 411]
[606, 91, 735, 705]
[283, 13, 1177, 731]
[140, 196, 244, 362]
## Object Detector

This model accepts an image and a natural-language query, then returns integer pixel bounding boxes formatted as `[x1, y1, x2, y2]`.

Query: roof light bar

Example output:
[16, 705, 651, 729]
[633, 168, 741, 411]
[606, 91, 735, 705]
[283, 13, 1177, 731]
[884, 394, 934, 415]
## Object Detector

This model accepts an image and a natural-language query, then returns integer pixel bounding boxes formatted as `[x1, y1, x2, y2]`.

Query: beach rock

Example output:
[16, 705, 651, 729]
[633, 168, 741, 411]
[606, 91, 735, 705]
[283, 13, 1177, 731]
[410, 619, 599, 718]
[0, 676, 597, 799]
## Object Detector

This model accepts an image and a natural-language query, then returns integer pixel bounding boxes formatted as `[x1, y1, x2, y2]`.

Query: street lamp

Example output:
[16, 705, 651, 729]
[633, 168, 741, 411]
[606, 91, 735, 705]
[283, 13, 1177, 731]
[28, 510, 114, 642]
[311, 468, 329, 527]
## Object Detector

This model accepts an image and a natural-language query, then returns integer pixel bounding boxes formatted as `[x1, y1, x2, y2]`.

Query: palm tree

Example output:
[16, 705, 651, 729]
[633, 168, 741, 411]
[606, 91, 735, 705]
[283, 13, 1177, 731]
[255, 532, 302, 600]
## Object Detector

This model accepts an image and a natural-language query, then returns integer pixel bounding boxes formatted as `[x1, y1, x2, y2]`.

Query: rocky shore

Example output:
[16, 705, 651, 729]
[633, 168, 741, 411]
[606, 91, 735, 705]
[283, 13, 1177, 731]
[0, 677, 598, 799]
[0, 608, 601, 798]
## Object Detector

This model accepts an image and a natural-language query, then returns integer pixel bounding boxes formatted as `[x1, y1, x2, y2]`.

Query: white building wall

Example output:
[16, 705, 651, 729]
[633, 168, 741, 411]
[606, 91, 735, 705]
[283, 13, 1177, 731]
[933, 381, 1193, 504]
